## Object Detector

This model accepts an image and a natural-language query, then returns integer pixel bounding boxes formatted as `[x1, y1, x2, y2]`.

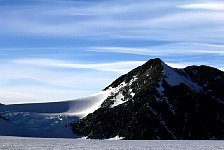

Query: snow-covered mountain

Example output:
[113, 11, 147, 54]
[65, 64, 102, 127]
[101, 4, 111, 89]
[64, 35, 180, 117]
[72, 58, 224, 140]
[0, 92, 110, 138]
[1, 58, 224, 139]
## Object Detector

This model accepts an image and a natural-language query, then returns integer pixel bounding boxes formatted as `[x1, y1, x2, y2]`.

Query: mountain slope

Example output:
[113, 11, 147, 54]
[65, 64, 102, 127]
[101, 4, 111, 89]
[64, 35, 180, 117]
[71, 58, 224, 140]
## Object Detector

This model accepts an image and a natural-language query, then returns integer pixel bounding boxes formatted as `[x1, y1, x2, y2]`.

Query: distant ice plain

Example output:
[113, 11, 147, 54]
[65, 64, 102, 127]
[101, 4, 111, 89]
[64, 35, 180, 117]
[0, 136, 224, 150]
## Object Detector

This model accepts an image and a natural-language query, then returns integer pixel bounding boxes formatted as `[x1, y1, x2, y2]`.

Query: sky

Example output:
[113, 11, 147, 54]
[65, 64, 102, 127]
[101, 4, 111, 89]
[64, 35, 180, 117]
[0, 0, 224, 104]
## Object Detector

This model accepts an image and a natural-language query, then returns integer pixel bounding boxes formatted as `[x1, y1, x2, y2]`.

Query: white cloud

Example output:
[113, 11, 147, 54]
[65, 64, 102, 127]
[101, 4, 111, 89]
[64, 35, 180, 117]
[0, 87, 89, 104]
[90, 42, 224, 56]
[166, 62, 206, 69]
[0, 0, 223, 104]
[166, 63, 194, 69]
[0, 0, 223, 43]
[179, 1, 224, 11]
[12, 58, 145, 74]
[0, 57, 223, 104]
[0, 58, 145, 104]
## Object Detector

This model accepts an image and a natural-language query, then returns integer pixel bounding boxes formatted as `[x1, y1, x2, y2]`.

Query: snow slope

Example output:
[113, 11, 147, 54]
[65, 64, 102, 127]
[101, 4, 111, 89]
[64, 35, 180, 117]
[0, 91, 109, 138]
[161, 61, 202, 91]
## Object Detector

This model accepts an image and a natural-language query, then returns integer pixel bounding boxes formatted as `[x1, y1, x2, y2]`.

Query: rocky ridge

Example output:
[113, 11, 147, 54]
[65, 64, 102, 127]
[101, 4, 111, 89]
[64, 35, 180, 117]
[71, 58, 224, 140]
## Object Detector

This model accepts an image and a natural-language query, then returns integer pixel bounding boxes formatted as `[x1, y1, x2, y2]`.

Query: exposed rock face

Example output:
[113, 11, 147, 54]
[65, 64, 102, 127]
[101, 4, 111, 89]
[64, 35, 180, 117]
[0, 115, 9, 121]
[0, 105, 8, 121]
[71, 58, 224, 140]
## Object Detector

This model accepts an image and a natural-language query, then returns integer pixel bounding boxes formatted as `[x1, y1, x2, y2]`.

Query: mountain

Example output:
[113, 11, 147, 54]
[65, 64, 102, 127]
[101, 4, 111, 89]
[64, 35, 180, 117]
[71, 58, 224, 140]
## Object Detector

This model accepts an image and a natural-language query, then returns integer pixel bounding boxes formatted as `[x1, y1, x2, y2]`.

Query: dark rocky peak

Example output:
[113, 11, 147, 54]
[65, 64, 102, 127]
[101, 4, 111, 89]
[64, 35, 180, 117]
[184, 65, 224, 86]
[178, 65, 224, 100]
[101, 58, 165, 108]
[71, 58, 224, 140]
[104, 58, 164, 90]
[101, 58, 204, 108]
[177, 65, 224, 84]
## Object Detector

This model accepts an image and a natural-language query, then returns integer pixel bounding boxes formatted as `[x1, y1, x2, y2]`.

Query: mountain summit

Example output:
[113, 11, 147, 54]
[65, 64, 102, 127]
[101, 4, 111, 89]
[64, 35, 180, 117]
[71, 58, 224, 140]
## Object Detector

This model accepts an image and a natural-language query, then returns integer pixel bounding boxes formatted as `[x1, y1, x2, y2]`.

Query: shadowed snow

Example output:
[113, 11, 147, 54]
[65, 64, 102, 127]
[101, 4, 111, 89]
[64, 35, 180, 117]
[0, 91, 110, 138]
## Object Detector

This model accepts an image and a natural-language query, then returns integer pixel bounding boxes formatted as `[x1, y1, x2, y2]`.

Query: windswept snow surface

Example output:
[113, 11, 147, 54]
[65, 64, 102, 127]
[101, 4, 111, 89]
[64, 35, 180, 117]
[0, 92, 109, 138]
[1, 137, 223, 150]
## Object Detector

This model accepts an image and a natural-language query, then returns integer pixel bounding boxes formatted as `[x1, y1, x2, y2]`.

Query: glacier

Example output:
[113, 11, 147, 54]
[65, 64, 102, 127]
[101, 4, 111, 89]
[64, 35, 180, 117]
[0, 92, 110, 138]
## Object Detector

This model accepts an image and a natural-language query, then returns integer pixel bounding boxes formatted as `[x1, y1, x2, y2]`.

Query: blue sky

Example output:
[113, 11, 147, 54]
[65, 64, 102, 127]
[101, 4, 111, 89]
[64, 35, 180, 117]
[0, 0, 223, 104]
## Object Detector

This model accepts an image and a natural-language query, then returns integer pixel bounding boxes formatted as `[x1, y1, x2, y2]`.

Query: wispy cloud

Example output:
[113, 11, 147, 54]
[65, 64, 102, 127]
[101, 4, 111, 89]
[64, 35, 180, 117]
[0, 0, 223, 43]
[179, 1, 224, 11]
[0, 0, 223, 103]
[90, 42, 224, 56]
[0, 58, 144, 104]
[12, 58, 145, 74]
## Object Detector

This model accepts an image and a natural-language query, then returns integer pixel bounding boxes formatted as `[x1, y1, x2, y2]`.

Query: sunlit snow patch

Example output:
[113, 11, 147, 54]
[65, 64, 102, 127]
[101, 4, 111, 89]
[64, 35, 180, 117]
[105, 76, 138, 108]
[107, 135, 124, 140]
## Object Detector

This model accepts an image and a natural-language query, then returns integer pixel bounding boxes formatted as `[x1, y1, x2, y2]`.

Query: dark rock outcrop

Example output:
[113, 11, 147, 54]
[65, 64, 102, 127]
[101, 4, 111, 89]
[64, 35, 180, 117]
[71, 58, 224, 140]
[0, 115, 9, 121]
